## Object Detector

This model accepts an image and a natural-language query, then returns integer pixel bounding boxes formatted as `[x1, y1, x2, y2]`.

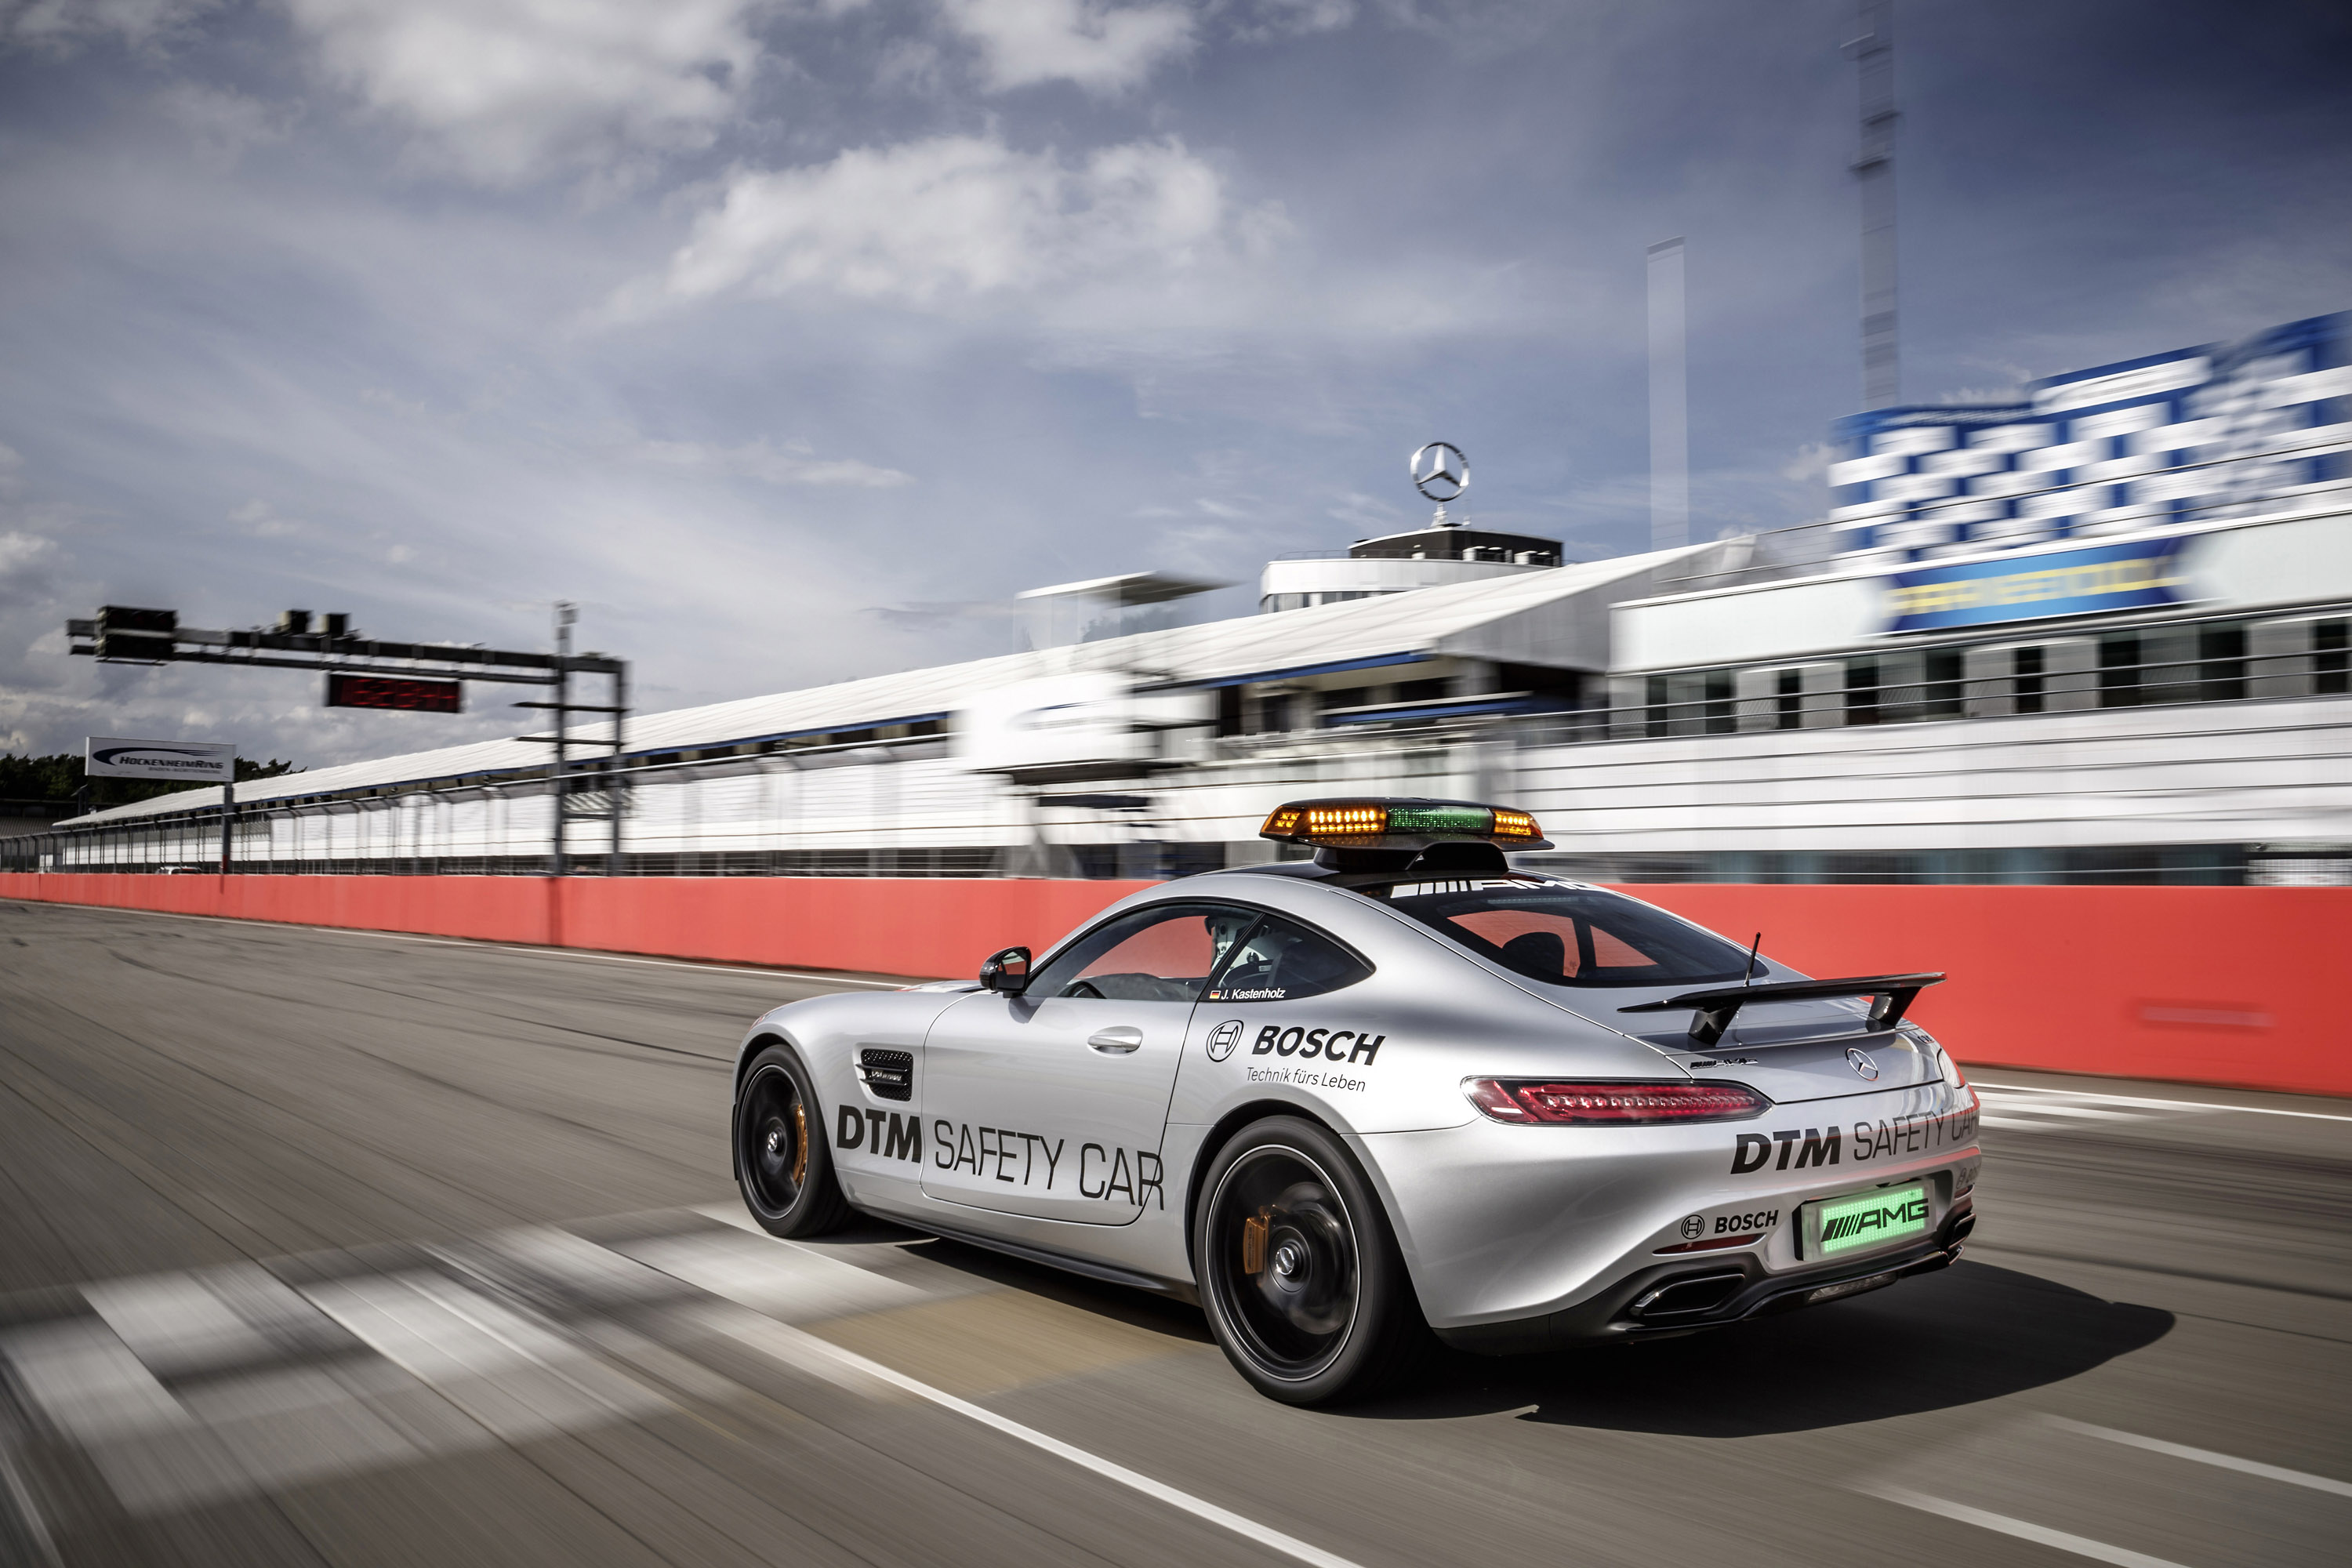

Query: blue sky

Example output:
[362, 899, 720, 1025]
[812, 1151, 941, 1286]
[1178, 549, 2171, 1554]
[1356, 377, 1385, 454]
[2, 0, 2347, 764]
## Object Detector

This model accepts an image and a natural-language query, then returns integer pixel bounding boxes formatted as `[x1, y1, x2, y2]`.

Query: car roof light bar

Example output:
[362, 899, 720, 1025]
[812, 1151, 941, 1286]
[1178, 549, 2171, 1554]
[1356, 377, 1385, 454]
[1258, 797, 1553, 851]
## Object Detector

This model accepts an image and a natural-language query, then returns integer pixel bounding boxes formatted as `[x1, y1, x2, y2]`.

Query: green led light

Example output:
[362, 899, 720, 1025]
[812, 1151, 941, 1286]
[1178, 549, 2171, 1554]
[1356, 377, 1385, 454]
[1383, 804, 1492, 836]
[1812, 1182, 1929, 1257]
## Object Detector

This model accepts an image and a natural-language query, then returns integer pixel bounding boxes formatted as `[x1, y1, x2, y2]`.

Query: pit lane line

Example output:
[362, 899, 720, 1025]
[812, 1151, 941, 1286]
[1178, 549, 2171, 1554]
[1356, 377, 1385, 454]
[1858, 1416, 2352, 1568]
[2042, 1417, 2352, 1497]
[689, 1203, 1367, 1568]
[1969, 1080, 2352, 1123]
[1859, 1486, 2190, 1568]
[1859, 1413, 2352, 1566]
[735, 1319, 1366, 1568]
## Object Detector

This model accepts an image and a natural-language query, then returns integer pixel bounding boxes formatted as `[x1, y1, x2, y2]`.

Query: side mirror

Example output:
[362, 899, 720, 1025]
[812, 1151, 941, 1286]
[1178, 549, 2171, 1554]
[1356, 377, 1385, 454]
[979, 946, 1032, 995]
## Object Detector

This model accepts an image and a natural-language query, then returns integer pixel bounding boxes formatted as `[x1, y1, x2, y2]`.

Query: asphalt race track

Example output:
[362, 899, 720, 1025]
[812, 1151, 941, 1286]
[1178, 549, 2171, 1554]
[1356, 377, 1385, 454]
[2, 899, 2347, 1568]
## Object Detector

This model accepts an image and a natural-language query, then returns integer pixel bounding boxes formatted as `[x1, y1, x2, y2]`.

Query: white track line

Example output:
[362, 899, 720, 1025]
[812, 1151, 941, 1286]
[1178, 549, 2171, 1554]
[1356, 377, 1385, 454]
[1859, 1484, 2190, 1568]
[0, 898, 917, 988]
[1973, 1102, 2151, 1121]
[0, 1441, 63, 1568]
[729, 1317, 1363, 1568]
[2046, 1417, 2352, 1498]
[1971, 1080, 2352, 1124]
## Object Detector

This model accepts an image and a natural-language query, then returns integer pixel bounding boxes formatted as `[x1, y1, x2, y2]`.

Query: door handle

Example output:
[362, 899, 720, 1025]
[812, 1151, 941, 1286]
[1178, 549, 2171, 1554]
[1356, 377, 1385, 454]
[1087, 1027, 1145, 1054]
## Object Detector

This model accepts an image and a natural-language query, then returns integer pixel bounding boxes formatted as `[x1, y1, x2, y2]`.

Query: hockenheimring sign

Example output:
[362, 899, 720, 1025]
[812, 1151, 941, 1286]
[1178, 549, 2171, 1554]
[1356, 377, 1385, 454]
[84, 737, 237, 782]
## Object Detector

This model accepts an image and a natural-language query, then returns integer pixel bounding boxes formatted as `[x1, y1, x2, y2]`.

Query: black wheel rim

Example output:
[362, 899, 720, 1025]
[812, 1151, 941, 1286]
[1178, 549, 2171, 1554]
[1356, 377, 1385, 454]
[1207, 1145, 1359, 1380]
[740, 1065, 809, 1216]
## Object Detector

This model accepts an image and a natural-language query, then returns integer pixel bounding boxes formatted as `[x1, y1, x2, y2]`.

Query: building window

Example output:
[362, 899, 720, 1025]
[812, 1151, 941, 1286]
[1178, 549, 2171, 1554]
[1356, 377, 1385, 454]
[1845, 659, 1879, 726]
[2198, 622, 2246, 703]
[2317, 619, 2349, 695]
[1644, 675, 1669, 739]
[1775, 669, 1802, 729]
[1215, 686, 1243, 736]
[1703, 670, 1734, 734]
[1923, 648, 1964, 718]
[2098, 633, 2140, 708]
[2014, 646, 2045, 713]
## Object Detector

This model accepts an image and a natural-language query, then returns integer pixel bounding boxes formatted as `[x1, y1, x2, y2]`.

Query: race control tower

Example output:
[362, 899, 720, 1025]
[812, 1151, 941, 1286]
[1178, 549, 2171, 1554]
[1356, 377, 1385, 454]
[1258, 441, 1564, 612]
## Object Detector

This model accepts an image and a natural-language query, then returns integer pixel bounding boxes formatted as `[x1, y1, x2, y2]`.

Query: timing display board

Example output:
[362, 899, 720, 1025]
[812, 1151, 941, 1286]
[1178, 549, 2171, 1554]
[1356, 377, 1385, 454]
[325, 673, 463, 713]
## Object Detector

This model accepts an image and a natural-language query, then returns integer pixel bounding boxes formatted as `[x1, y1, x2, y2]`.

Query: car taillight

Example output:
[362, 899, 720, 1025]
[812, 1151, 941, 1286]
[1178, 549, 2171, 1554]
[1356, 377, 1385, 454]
[1463, 1079, 1770, 1125]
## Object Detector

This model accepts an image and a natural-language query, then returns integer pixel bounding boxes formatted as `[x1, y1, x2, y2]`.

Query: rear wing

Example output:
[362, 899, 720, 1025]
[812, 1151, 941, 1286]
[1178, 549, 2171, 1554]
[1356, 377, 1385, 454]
[1619, 972, 1945, 1047]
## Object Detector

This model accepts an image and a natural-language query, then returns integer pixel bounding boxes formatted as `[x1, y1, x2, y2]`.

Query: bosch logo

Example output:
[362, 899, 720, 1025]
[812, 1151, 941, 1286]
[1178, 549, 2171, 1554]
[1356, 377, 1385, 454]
[1679, 1214, 1704, 1241]
[1207, 1019, 1244, 1062]
[1847, 1048, 1881, 1081]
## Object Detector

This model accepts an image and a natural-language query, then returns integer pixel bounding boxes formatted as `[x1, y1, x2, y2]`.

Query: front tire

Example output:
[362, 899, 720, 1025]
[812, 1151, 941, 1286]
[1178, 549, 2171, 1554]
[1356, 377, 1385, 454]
[734, 1044, 850, 1237]
[1193, 1116, 1425, 1405]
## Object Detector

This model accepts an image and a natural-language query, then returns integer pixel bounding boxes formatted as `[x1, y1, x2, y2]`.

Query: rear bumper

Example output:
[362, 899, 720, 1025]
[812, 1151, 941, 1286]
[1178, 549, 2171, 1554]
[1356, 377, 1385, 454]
[1434, 1202, 1974, 1356]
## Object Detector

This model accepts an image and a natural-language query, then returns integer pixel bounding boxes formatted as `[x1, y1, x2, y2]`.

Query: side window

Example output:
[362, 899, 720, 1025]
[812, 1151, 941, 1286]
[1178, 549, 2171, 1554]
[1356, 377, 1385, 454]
[1026, 905, 1260, 1003]
[1203, 914, 1372, 1003]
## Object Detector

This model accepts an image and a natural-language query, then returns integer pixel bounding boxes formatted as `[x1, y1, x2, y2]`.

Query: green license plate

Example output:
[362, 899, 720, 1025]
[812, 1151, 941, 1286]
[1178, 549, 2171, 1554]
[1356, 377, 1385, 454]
[1806, 1181, 1931, 1258]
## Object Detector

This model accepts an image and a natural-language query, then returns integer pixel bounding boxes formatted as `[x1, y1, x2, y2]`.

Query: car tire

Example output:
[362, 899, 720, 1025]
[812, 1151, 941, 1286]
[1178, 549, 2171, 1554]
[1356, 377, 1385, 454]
[734, 1043, 851, 1238]
[1193, 1116, 1426, 1406]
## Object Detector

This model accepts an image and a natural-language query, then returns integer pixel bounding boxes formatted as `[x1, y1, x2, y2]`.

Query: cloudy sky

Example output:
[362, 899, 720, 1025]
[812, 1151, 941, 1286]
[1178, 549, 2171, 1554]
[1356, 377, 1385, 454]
[2, 0, 2347, 765]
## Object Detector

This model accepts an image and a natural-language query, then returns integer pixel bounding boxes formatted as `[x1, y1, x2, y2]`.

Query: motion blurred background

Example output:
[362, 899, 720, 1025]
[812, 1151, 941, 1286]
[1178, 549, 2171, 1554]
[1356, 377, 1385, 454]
[2, 8, 2349, 1566]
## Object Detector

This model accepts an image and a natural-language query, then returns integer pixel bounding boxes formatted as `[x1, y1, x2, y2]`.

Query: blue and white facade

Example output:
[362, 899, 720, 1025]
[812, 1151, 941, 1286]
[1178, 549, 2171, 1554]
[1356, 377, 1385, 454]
[1831, 312, 2352, 563]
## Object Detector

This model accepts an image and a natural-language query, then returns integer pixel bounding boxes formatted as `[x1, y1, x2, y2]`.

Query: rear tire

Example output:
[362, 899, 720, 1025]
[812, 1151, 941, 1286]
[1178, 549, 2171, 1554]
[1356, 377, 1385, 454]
[1193, 1116, 1425, 1405]
[734, 1044, 850, 1237]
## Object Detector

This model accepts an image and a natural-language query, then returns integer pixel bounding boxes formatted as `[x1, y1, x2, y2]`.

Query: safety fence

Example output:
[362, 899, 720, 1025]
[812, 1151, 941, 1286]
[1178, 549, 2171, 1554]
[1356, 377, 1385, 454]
[2, 872, 2344, 1098]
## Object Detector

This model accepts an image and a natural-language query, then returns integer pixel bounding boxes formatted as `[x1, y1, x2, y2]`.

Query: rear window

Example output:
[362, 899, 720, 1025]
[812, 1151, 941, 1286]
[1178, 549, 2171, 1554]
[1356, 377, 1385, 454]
[1362, 876, 1751, 988]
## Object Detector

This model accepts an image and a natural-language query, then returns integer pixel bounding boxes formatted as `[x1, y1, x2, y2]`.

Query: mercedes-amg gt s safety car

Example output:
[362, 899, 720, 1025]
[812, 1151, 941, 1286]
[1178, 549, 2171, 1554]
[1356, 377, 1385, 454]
[731, 798, 1981, 1404]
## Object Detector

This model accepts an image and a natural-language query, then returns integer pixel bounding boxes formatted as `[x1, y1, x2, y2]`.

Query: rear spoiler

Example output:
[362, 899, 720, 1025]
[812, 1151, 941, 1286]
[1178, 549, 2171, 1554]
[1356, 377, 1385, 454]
[1619, 972, 1945, 1047]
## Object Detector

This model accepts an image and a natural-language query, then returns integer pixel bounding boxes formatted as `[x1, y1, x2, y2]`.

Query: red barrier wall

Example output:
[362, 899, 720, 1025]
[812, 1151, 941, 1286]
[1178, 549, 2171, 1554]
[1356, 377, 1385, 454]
[3, 873, 2344, 1097]
[1621, 884, 2350, 1098]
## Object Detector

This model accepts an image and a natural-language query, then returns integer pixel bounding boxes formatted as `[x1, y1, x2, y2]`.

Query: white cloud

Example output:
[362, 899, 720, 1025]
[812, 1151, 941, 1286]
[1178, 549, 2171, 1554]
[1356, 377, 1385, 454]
[630, 437, 915, 488]
[648, 133, 1265, 314]
[229, 499, 307, 536]
[155, 82, 289, 169]
[937, 0, 1196, 94]
[0, 0, 220, 51]
[1779, 441, 1831, 484]
[1232, 0, 1354, 40]
[282, 0, 769, 184]
[0, 529, 60, 611]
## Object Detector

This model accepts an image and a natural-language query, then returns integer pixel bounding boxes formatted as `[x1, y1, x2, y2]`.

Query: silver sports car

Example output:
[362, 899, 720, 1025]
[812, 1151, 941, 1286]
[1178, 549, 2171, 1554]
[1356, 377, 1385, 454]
[731, 797, 1981, 1404]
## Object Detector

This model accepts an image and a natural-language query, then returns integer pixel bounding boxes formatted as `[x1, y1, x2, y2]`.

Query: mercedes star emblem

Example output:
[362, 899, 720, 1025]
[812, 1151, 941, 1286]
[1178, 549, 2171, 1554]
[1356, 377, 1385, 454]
[1410, 441, 1469, 503]
[1846, 1047, 1881, 1080]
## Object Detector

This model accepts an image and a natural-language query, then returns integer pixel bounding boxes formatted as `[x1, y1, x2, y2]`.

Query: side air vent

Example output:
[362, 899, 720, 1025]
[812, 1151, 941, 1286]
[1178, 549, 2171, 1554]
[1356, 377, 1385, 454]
[857, 1048, 913, 1101]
